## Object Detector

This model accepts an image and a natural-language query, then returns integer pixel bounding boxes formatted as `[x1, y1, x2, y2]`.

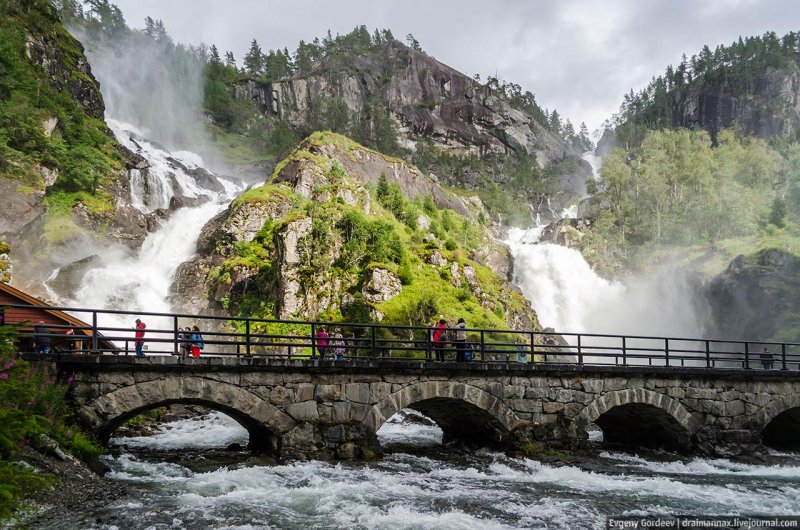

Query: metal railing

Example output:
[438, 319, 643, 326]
[5, 303, 800, 371]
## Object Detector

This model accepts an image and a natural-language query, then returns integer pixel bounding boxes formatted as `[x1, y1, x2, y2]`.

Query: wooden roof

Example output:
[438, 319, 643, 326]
[0, 284, 122, 352]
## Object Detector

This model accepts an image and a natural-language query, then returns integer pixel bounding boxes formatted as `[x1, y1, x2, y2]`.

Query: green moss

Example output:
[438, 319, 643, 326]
[232, 183, 295, 209]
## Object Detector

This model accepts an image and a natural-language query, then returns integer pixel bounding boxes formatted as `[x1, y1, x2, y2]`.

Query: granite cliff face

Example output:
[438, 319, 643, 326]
[705, 249, 800, 342]
[233, 41, 590, 185]
[0, 5, 157, 290]
[170, 132, 538, 332]
[599, 55, 800, 155]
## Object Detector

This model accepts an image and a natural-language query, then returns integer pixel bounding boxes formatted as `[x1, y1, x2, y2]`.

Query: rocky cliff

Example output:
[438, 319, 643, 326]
[233, 41, 591, 192]
[0, 3, 156, 291]
[170, 131, 539, 333]
[601, 36, 800, 153]
[706, 248, 800, 341]
[672, 60, 800, 143]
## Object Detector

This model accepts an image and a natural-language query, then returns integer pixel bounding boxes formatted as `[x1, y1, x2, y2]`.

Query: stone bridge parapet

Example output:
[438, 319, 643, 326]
[55, 355, 800, 459]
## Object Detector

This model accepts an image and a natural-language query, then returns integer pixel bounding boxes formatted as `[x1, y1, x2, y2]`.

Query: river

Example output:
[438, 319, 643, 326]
[32, 411, 800, 529]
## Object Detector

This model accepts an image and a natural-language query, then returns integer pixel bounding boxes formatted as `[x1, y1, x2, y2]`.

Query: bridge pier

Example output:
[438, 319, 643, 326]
[56, 356, 800, 460]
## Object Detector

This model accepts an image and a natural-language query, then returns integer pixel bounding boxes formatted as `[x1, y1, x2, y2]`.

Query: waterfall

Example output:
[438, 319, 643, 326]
[62, 122, 243, 343]
[507, 151, 709, 344]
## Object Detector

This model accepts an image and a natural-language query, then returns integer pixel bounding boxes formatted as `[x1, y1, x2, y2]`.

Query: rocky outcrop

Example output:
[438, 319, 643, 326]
[23, 13, 104, 120]
[171, 132, 539, 332]
[705, 248, 800, 341]
[362, 268, 402, 303]
[674, 60, 800, 143]
[49, 254, 102, 299]
[539, 218, 590, 249]
[0, 179, 44, 243]
[234, 40, 590, 179]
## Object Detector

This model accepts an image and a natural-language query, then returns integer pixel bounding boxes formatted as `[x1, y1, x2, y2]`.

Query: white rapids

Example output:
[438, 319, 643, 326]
[88, 412, 800, 530]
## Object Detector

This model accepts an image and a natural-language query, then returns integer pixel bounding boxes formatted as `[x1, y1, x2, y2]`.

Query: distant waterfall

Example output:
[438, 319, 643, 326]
[506, 151, 709, 341]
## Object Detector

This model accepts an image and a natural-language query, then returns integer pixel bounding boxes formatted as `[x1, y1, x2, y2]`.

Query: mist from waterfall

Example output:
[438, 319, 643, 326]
[42, 22, 251, 341]
[73, 24, 207, 153]
[507, 151, 711, 342]
[507, 230, 709, 339]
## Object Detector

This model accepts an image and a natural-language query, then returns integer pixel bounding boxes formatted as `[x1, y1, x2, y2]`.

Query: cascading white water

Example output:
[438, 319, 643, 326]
[61, 121, 243, 346]
[109, 119, 221, 213]
[507, 231, 707, 338]
[507, 151, 709, 346]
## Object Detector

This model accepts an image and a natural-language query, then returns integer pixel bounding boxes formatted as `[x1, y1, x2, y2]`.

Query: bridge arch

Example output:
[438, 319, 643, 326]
[364, 381, 521, 446]
[757, 395, 800, 450]
[78, 376, 295, 452]
[576, 388, 698, 450]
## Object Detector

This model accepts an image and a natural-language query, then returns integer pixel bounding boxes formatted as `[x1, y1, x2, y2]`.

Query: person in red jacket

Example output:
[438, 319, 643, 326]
[315, 327, 329, 359]
[432, 319, 448, 361]
[134, 318, 146, 357]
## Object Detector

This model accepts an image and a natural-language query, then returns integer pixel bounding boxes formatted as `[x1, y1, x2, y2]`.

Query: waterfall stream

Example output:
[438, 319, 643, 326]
[57, 121, 243, 339]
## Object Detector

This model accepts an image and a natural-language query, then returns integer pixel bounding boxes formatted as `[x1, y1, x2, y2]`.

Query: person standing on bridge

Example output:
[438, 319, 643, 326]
[761, 347, 774, 370]
[315, 326, 329, 359]
[33, 321, 51, 354]
[454, 318, 467, 362]
[331, 328, 346, 361]
[134, 318, 146, 357]
[189, 326, 204, 357]
[432, 319, 448, 361]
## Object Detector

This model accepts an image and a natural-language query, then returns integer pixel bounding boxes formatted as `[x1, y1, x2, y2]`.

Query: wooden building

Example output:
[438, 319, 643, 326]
[0, 282, 115, 352]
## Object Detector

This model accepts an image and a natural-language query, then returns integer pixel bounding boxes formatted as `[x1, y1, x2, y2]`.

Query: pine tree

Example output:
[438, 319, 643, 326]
[224, 51, 236, 68]
[243, 39, 264, 76]
[209, 45, 221, 64]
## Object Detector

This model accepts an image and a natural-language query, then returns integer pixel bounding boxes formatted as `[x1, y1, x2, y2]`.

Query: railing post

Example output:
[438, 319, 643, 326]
[371, 325, 377, 358]
[92, 310, 99, 353]
[664, 338, 670, 368]
[530, 331, 535, 364]
[744, 341, 750, 369]
[245, 319, 251, 357]
[705, 340, 711, 368]
[577, 334, 583, 366]
[782, 343, 787, 370]
[426, 328, 431, 361]
[480, 330, 485, 362]
[310, 322, 316, 359]
[173, 315, 179, 355]
[621, 336, 626, 366]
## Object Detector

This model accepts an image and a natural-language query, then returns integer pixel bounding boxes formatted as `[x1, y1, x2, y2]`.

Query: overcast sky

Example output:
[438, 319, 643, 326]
[112, 0, 800, 133]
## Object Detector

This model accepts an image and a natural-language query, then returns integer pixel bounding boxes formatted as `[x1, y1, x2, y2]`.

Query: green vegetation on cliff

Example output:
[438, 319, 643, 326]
[0, 0, 122, 196]
[611, 31, 800, 147]
[209, 132, 538, 348]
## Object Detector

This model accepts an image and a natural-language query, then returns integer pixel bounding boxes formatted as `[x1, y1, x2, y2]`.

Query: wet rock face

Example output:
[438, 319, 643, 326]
[49, 254, 103, 299]
[234, 41, 588, 173]
[705, 249, 800, 340]
[677, 61, 800, 143]
[24, 30, 105, 120]
[0, 179, 44, 243]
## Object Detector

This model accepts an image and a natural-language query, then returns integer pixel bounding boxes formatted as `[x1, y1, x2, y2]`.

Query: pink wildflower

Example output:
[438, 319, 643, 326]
[0, 373, 7, 380]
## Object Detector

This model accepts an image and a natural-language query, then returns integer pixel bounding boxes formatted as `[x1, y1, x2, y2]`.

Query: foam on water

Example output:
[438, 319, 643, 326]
[111, 412, 249, 450]
[600, 451, 800, 478]
[377, 409, 443, 447]
[97, 443, 800, 529]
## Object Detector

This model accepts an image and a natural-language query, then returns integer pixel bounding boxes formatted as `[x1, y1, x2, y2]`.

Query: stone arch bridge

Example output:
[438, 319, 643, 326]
[58, 355, 800, 459]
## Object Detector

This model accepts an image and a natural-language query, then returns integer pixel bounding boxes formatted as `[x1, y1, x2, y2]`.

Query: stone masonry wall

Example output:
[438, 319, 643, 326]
[63, 357, 800, 460]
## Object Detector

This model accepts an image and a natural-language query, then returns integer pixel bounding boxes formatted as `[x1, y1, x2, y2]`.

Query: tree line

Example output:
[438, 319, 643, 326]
[609, 31, 800, 148]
